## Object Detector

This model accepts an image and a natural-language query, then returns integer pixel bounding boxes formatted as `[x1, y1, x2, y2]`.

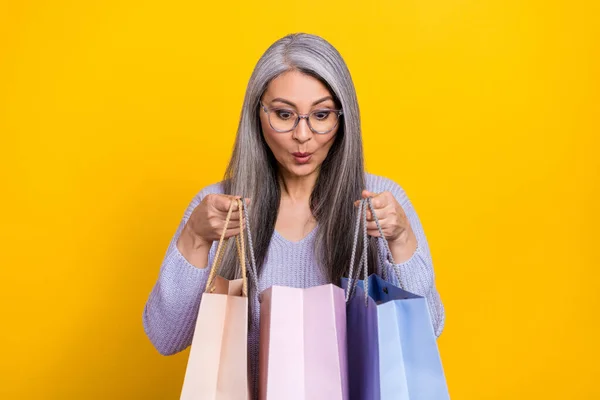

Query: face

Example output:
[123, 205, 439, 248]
[259, 70, 341, 179]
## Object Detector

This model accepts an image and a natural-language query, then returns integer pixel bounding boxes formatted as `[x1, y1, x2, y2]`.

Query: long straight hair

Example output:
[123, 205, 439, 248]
[219, 33, 378, 286]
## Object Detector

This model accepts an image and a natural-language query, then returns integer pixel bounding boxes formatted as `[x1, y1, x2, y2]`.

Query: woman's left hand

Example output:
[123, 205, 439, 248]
[355, 190, 418, 263]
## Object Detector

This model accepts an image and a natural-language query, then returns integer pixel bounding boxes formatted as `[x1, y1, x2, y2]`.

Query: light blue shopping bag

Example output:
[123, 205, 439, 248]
[343, 198, 450, 399]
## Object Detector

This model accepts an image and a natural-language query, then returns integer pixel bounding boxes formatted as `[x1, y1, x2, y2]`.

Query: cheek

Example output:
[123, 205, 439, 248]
[260, 116, 286, 153]
[316, 133, 338, 155]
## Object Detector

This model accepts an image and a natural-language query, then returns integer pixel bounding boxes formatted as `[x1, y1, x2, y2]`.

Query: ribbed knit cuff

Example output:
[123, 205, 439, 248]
[382, 244, 433, 297]
[142, 244, 212, 355]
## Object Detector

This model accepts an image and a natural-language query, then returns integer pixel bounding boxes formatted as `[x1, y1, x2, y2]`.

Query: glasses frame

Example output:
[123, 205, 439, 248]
[259, 100, 343, 135]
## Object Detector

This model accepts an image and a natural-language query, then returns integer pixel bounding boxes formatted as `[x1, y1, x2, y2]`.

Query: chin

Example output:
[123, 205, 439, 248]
[286, 163, 319, 177]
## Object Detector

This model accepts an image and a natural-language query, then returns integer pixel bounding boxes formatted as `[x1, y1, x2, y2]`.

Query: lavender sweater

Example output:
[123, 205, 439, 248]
[143, 172, 445, 394]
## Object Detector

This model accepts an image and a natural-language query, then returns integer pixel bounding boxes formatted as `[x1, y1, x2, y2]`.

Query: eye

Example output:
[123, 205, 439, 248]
[312, 110, 332, 120]
[274, 109, 295, 120]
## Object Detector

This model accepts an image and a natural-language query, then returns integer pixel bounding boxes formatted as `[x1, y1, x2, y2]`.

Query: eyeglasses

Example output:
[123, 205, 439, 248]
[259, 101, 343, 134]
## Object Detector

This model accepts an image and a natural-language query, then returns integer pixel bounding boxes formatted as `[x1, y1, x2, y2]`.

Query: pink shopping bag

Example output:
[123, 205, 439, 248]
[258, 283, 348, 400]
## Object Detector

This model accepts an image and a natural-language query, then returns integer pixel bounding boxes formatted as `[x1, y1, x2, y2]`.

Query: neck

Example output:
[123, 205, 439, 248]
[278, 167, 320, 203]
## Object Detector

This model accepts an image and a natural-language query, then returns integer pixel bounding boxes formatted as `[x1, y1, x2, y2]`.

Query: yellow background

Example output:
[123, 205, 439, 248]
[1, 0, 598, 398]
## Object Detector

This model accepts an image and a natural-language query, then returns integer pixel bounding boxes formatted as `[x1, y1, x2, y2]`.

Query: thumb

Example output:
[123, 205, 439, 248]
[362, 190, 376, 199]
[355, 191, 373, 206]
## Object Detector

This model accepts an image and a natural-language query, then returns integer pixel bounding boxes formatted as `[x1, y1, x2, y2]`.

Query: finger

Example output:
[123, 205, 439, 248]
[212, 196, 233, 212]
[366, 221, 380, 231]
[222, 228, 241, 239]
[356, 192, 377, 206]
[366, 220, 390, 232]
[362, 189, 378, 199]
[364, 206, 391, 221]
[221, 219, 240, 229]
[227, 197, 251, 212]
[225, 211, 241, 222]
[213, 195, 242, 212]
[366, 229, 383, 238]
[212, 211, 241, 222]
[360, 190, 386, 209]
[369, 192, 389, 209]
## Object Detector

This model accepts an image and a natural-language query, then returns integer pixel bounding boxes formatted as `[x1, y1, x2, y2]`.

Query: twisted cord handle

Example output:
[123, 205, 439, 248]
[346, 196, 405, 304]
[204, 198, 248, 296]
[365, 197, 404, 289]
[242, 201, 260, 297]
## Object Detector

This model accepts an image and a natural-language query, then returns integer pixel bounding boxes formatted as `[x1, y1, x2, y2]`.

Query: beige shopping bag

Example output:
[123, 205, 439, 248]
[180, 198, 250, 400]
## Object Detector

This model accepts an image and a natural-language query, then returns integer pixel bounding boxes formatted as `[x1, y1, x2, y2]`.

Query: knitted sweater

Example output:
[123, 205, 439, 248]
[142, 172, 445, 396]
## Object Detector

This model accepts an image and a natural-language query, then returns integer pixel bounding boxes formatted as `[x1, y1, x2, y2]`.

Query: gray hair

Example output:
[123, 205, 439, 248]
[219, 32, 378, 286]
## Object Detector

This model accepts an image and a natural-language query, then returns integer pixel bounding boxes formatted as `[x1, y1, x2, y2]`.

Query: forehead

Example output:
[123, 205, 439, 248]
[264, 70, 332, 103]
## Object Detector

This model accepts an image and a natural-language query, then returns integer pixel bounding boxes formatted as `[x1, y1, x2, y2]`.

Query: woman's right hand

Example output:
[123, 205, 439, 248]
[176, 194, 250, 268]
[187, 194, 251, 244]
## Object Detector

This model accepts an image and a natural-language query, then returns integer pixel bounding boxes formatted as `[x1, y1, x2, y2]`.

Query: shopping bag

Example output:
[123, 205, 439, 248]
[342, 275, 449, 400]
[258, 283, 349, 399]
[180, 198, 250, 400]
[342, 197, 450, 400]
[239, 203, 349, 400]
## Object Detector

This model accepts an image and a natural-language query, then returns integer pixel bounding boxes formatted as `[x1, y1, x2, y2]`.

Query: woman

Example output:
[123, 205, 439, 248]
[143, 32, 445, 395]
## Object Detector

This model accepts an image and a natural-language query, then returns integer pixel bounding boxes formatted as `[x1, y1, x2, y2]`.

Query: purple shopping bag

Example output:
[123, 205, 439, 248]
[343, 277, 380, 399]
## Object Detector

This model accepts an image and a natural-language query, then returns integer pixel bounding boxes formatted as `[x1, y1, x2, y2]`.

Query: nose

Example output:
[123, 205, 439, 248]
[293, 116, 312, 144]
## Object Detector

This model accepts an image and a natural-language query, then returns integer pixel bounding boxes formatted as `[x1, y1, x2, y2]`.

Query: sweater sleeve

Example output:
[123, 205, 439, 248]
[142, 182, 223, 355]
[370, 175, 446, 338]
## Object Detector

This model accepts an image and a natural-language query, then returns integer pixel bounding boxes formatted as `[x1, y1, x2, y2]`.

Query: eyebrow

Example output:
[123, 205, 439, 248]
[270, 96, 334, 107]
